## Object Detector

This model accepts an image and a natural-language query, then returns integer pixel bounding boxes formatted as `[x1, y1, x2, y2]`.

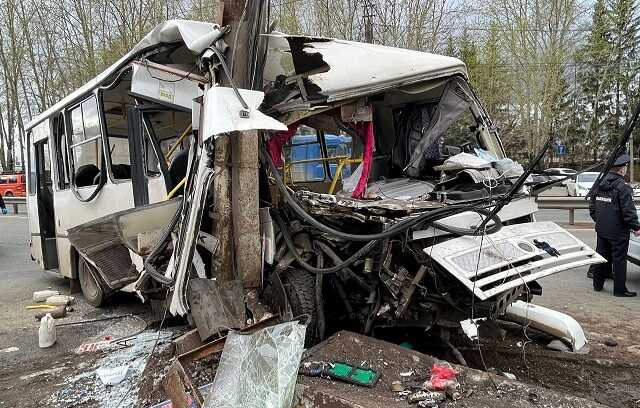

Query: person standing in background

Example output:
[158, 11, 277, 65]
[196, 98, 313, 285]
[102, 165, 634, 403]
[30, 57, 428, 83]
[589, 154, 640, 297]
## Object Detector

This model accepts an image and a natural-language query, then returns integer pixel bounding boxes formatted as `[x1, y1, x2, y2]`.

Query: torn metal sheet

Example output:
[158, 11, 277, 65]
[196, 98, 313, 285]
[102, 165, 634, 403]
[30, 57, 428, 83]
[426, 222, 606, 300]
[66, 199, 181, 289]
[356, 178, 435, 200]
[505, 300, 588, 352]
[460, 318, 486, 341]
[296, 190, 444, 214]
[201, 87, 287, 139]
[27, 20, 224, 130]
[264, 34, 467, 105]
[187, 278, 246, 341]
[170, 141, 215, 316]
[412, 197, 538, 239]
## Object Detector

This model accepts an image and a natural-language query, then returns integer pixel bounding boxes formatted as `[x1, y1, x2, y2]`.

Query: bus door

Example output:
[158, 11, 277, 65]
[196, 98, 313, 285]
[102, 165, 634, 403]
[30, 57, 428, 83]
[31, 136, 59, 270]
[124, 104, 173, 206]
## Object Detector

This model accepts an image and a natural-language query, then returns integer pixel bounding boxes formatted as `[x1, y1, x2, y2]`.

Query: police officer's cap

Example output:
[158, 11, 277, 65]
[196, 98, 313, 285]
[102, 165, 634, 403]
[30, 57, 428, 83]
[613, 153, 631, 167]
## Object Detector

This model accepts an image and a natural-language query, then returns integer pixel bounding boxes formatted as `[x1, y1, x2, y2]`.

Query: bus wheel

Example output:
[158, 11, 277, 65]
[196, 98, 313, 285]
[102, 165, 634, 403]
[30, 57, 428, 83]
[79, 257, 105, 307]
[281, 268, 318, 347]
[4, 191, 12, 197]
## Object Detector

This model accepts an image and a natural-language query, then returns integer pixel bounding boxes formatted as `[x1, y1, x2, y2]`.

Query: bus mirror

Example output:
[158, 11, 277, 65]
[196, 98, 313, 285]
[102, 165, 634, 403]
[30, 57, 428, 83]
[201, 87, 287, 140]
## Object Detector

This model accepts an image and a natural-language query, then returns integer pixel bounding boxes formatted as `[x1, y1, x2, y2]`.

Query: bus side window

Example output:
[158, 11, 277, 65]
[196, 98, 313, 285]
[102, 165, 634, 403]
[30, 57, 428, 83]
[53, 114, 69, 189]
[323, 131, 354, 180]
[102, 78, 134, 180]
[283, 126, 325, 182]
[68, 96, 104, 188]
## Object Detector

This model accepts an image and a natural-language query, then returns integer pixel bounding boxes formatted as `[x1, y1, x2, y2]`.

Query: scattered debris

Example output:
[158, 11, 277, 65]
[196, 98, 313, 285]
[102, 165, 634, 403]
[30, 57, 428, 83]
[0, 346, 19, 353]
[547, 339, 572, 352]
[96, 365, 130, 386]
[408, 390, 431, 403]
[423, 363, 459, 392]
[35, 306, 67, 320]
[604, 338, 618, 347]
[502, 372, 517, 380]
[48, 331, 173, 407]
[45, 295, 75, 306]
[186, 278, 245, 341]
[460, 318, 486, 341]
[38, 313, 56, 348]
[33, 290, 60, 302]
[162, 316, 281, 408]
[202, 321, 307, 408]
[324, 362, 380, 387]
[26, 304, 56, 309]
[391, 380, 404, 392]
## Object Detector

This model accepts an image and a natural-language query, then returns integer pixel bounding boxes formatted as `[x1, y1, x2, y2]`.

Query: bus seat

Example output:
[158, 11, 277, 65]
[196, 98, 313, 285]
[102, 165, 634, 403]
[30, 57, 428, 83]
[76, 164, 100, 187]
[112, 164, 131, 179]
[169, 149, 189, 191]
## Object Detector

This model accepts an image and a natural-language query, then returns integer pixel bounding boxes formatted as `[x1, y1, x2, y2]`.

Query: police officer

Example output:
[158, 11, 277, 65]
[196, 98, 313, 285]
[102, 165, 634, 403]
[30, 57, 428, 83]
[0, 194, 7, 215]
[589, 153, 640, 297]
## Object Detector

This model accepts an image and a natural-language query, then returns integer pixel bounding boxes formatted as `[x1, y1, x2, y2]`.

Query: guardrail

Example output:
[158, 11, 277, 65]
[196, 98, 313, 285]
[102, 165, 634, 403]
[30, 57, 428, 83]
[3, 196, 26, 214]
[535, 195, 640, 225]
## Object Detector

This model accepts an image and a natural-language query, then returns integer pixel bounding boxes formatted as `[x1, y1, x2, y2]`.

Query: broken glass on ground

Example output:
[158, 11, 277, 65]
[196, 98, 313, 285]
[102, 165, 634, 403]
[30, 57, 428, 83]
[203, 320, 306, 408]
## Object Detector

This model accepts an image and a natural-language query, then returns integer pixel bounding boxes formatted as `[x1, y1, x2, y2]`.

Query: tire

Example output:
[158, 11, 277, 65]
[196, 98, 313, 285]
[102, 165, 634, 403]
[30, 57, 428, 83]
[281, 268, 318, 346]
[78, 257, 106, 307]
[3, 191, 12, 197]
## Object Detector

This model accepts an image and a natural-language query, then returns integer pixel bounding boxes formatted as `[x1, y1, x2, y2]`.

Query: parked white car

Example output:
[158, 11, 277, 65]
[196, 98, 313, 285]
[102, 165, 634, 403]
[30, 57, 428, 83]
[545, 167, 577, 178]
[567, 172, 599, 196]
[628, 209, 640, 265]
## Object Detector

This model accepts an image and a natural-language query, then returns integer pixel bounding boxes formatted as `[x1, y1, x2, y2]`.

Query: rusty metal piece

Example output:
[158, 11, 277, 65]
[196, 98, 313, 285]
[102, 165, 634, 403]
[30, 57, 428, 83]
[164, 360, 204, 408]
[165, 315, 283, 408]
[187, 278, 245, 341]
[396, 265, 428, 318]
[173, 329, 203, 356]
[177, 315, 281, 364]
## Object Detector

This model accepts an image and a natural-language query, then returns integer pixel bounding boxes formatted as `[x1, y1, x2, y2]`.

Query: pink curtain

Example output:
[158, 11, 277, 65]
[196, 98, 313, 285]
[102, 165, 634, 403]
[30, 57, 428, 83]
[351, 121, 374, 199]
[267, 123, 300, 167]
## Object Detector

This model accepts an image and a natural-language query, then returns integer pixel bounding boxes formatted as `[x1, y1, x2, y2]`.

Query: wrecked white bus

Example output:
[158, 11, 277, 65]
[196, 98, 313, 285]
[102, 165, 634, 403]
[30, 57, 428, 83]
[26, 20, 604, 348]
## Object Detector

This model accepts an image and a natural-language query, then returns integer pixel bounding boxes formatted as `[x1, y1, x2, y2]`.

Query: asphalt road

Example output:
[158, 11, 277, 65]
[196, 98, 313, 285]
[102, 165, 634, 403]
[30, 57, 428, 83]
[0, 214, 148, 368]
[1, 211, 640, 406]
[1, 211, 639, 333]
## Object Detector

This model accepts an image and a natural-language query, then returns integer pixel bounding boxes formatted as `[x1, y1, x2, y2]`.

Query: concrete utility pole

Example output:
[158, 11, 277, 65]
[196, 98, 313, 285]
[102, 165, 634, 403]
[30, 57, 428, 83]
[212, 0, 264, 289]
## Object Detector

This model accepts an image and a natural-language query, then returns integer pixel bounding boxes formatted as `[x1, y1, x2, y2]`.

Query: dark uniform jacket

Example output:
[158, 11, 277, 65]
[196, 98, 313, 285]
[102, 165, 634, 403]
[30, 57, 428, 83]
[589, 172, 640, 239]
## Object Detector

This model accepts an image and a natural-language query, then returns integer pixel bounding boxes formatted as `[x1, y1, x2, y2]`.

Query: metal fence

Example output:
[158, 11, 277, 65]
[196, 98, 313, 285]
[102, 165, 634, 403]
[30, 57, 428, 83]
[535, 195, 640, 225]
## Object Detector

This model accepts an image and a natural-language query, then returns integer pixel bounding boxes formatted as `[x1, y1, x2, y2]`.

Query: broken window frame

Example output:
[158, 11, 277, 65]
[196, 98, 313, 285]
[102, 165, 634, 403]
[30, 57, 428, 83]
[283, 126, 357, 184]
[65, 93, 106, 194]
[99, 67, 136, 184]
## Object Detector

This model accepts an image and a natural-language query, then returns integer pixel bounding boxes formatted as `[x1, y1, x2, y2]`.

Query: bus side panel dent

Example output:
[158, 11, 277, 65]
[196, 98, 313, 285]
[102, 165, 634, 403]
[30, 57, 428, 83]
[67, 199, 181, 290]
